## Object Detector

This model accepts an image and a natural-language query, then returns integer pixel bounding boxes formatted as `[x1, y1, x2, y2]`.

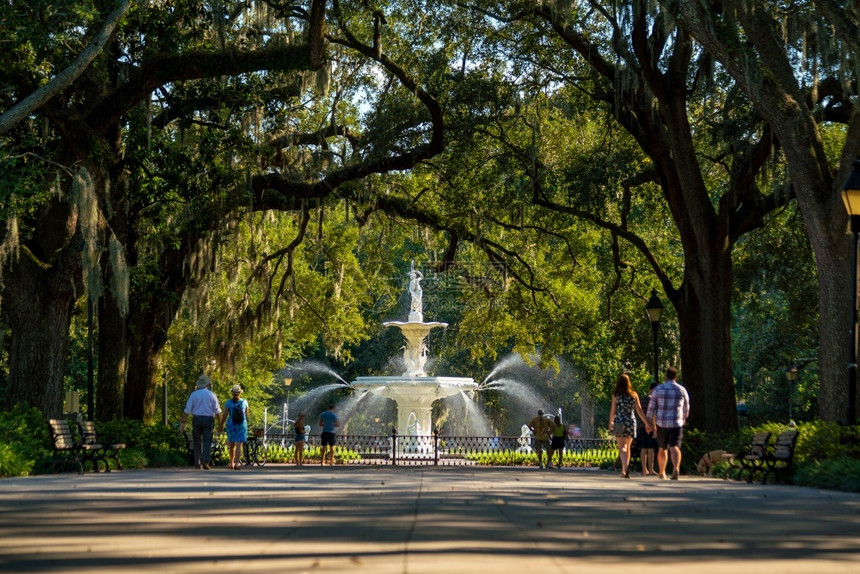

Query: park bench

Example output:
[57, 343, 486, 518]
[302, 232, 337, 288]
[48, 418, 104, 474]
[729, 431, 771, 482]
[183, 430, 224, 467]
[78, 420, 126, 471]
[760, 429, 799, 484]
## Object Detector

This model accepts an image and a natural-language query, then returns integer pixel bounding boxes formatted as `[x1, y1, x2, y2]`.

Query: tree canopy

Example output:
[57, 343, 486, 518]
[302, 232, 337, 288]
[0, 0, 855, 434]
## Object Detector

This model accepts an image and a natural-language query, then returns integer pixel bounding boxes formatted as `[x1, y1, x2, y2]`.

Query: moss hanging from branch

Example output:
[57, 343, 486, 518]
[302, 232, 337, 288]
[73, 167, 103, 303]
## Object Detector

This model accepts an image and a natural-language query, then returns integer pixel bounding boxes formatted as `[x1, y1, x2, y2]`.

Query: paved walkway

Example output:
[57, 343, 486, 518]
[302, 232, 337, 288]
[1, 465, 858, 573]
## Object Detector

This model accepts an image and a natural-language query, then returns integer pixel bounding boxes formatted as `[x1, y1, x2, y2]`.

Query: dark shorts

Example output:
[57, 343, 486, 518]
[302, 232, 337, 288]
[656, 426, 683, 449]
[550, 436, 565, 450]
[295, 434, 306, 443]
[639, 430, 658, 450]
[321, 431, 336, 447]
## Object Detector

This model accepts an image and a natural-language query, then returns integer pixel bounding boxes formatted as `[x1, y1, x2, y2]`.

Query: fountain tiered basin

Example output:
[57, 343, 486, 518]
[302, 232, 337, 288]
[350, 265, 477, 436]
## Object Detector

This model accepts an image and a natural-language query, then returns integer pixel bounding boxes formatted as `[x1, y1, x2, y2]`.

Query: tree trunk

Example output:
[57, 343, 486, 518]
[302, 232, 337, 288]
[793, 185, 852, 421]
[123, 304, 166, 422]
[96, 285, 127, 420]
[3, 244, 80, 417]
[672, 252, 738, 432]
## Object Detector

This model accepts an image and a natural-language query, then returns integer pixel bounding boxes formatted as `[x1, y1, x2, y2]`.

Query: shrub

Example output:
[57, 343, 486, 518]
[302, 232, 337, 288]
[464, 448, 614, 467]
[793, 421, 845, 463]
[0, 405, 52, 477]
[97, 420, 186, 465]
[794, 458, 860, 493]
[118, 447, 150, 470]
[0, 442, 31, 477]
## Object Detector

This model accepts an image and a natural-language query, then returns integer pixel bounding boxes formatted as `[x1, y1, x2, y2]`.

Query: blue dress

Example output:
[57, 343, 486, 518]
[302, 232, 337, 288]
[224, 398, 248, 443]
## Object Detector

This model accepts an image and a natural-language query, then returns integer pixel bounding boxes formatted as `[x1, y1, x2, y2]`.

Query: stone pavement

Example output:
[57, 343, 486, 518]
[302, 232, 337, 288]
[1, 465, 858, 573]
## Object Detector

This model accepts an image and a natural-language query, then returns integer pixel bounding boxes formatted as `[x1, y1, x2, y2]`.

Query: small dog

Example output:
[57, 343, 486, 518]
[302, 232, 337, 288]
[696, 450, 730, 476]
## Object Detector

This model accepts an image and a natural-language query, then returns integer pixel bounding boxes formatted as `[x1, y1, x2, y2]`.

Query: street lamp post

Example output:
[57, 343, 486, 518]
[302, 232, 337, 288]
[841, 158, 860, 426]
[162, 370, 168, 426]
[785, 365, 798, 421]
[86, 295, 94, 421]
[645, 289, 664, 386]
[283, 378, 292, 437]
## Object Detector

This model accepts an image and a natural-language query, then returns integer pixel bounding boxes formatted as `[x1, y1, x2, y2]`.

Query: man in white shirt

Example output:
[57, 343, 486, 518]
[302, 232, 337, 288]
[179, 375, 222, 469]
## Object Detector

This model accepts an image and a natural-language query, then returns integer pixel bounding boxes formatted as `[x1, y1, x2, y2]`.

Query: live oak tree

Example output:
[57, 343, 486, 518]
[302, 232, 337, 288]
[1, 0, 327, 418]
[669, 0, 859, 422]
[426, 0, 792, 431]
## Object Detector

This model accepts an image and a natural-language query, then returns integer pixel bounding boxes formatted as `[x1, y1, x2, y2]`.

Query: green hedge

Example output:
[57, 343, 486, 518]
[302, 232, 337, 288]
[794, 458, 860, 492]
[464, 448, 615, 467]
[0, 405, 52, 477]
[96, 419, 187, 469]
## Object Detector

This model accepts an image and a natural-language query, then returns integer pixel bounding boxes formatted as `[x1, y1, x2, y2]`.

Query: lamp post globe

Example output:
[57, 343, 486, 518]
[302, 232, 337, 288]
[283, 378, 293, 436]
[645, 289, 664, 386]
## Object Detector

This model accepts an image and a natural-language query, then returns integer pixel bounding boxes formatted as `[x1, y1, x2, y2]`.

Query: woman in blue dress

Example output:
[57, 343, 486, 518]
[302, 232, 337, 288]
[219, 384, 248, 470]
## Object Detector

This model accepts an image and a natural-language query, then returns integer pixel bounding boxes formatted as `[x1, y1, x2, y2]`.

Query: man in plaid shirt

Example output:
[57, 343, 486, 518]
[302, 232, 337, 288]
[646, 367, 690, 480]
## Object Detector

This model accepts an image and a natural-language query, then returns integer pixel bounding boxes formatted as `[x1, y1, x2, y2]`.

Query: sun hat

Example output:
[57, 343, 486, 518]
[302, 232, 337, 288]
[231, 384, 242, 395]
[196, 375, 211, 389]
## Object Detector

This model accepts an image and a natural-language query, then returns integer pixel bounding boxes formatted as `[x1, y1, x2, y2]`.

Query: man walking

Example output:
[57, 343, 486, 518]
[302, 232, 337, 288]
[179, 375, 221, 470]
[319, 404, 339, 466]
[646, 367, 690, 480]
[528, 409, 556, 469]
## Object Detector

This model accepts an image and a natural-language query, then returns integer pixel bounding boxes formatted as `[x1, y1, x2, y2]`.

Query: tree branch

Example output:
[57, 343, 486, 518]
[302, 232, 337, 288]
[0, 0, 132, 136]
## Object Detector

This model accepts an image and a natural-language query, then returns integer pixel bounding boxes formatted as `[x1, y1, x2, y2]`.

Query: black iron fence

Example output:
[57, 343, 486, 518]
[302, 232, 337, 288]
[247, 430, 617, 467]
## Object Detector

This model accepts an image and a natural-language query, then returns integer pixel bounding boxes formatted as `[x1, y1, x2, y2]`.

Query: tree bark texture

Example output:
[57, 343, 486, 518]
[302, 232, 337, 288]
[2, 205, 80, 417]
[96, 286, 127, 420]
[123, 302, 169, 422]
[672, 252, 738, 431]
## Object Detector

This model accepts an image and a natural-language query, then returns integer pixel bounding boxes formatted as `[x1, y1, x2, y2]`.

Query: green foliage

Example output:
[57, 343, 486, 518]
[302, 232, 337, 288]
[794, 458, 860, 493]
[96, 420, 187, 464]
[264, 443, 359, 464]
[0, 442, 31, 477]
[117, 448, 150, 470]
[464, 447, 614, 467]
[792, 420, 850, 462]
[732, 206, 819, 423]
[0, 405, 51, 477]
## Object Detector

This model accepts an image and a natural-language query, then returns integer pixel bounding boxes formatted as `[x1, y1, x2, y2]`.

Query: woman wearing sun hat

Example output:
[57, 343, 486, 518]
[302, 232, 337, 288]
[219, 384, 249, 470]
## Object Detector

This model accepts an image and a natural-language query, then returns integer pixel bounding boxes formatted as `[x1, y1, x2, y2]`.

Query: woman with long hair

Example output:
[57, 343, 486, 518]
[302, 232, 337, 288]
[294, 413, 307, 466]
[608, 373, 651, 478]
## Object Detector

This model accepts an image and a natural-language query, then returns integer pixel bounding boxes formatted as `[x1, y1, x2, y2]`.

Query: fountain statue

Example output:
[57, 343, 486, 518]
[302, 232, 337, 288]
[408, 261, 423, 322]
[351, 262, 478, 436]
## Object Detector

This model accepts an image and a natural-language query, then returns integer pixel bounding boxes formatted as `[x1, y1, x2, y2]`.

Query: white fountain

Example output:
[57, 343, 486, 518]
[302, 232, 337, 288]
[351, 262, 478, 435]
